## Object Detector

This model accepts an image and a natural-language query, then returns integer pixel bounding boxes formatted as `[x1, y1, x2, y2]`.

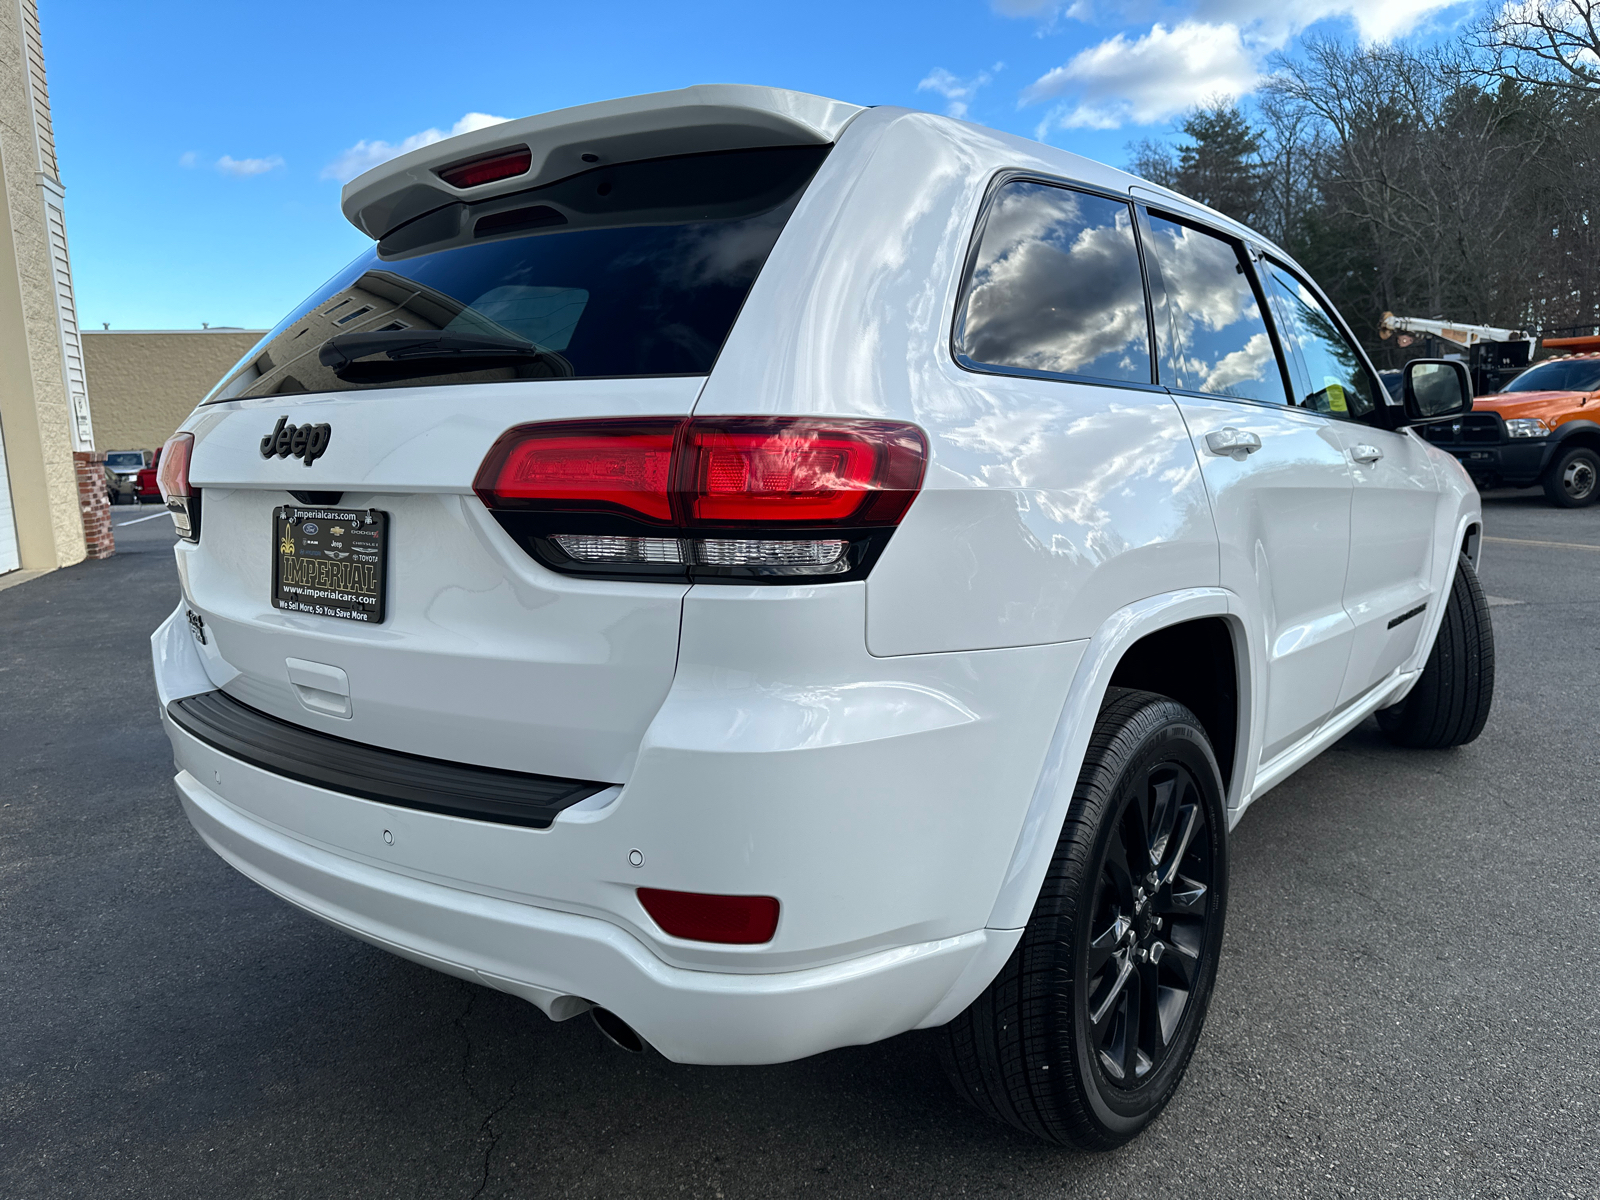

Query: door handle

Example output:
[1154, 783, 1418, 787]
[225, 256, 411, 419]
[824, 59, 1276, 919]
[1205, 427, 1263, 460]
[1350, 444, 1384, 465]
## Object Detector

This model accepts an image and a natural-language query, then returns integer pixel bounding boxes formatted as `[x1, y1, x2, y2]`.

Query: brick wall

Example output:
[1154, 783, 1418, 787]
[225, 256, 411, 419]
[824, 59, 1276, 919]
[72, 450, 113, 559]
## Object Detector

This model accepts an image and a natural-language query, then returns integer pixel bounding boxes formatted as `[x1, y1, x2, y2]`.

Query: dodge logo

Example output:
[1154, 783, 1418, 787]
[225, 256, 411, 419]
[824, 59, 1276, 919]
[260, 416, 331, 466]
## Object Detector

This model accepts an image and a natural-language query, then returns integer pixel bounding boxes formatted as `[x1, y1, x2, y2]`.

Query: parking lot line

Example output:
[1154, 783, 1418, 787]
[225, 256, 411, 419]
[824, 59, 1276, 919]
[113, 511, 172, 527]
[1484, 535, 1600, 553]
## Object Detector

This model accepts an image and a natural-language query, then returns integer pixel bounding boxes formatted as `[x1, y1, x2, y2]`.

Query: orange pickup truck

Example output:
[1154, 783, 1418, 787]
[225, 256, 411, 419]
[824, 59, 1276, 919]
[1417, 335, 1600, 507]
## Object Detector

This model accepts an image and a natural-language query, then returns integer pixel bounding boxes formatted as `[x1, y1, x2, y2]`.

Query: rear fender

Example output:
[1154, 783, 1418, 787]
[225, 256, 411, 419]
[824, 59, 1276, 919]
[984, 588, 1246, 932]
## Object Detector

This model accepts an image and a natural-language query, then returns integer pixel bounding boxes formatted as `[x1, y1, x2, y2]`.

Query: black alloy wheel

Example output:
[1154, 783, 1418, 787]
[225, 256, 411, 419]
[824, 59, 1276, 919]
[939, 689, 1228, 1149]
[1084, 758, 1216, 1093]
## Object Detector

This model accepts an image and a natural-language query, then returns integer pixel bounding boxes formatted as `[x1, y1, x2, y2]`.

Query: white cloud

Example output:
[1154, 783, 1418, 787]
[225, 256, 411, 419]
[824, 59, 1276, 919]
[215, 154, 284, 177]
[918, 65, 1001, 118]
[1024, 21, 1260, 129]
[321, 112, 511, 183]
[1020, 0, 1464, 133]
[1190, 0, 1465, 46]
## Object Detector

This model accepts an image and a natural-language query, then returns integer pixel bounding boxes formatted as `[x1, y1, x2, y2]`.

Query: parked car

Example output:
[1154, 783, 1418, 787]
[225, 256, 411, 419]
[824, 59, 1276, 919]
[1418, 342, 1600, 506]
[149, 86, 1493, 1149]
[135, 449, 162, 504]
[103, 450, 148, 503]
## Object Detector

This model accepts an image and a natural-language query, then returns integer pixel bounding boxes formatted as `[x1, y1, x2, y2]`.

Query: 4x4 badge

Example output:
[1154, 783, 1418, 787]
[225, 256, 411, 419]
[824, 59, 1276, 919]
[260, 416, 332, 466]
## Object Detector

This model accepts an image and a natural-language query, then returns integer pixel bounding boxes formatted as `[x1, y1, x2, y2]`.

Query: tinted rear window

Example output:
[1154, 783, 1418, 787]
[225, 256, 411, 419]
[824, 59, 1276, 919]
[207, 145, 830, 402]
[954, 181, 1152, 385]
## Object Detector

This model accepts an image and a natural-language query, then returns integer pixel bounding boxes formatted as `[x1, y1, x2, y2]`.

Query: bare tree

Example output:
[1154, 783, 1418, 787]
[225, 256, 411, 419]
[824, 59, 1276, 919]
[1125, 137, 1178, 187]
[1476, 0, 1600, 92]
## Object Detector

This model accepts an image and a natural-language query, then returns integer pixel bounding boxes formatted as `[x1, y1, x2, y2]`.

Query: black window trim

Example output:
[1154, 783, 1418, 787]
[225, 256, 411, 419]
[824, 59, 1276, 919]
[1137, 204, 1300, 413]
[1253, 250, 1397, 429]
[949, 169, 1165, 394]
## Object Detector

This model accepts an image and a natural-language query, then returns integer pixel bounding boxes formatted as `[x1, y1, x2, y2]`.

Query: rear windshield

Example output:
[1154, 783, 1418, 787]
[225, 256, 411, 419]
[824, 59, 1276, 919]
[207, 145, 830, 402]
[105, 452, 144, 469]
[1502, 359, 1600, 393]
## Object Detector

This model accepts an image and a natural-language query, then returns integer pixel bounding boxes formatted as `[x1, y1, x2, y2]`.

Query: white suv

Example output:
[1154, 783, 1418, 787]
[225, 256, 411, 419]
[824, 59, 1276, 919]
[150, 86, 1494, 1149]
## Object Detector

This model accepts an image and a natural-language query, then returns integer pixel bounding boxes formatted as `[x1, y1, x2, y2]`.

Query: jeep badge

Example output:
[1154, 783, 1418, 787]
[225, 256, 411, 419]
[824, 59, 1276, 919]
[260, 416, 331, 466]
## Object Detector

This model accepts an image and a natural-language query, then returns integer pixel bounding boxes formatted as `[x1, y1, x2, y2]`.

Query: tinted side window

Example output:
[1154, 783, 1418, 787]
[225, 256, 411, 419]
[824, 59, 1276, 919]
[1142, 212, 1288, 406]
[1260, 261, 1377, 420]
[955, 181, 1152, 384]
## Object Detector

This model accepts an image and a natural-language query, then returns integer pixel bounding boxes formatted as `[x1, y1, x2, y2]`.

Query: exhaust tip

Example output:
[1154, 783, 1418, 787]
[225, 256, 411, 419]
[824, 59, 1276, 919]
[590, 1006, 645, 1053]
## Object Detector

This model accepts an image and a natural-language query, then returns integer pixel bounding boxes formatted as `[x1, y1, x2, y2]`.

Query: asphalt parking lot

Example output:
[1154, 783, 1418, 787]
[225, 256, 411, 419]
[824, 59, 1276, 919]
[3, 493, 1598, 1199]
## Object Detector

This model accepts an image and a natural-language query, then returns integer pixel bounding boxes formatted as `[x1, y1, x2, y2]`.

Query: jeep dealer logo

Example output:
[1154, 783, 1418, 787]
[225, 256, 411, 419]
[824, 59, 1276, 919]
[260, 416, 331, 466]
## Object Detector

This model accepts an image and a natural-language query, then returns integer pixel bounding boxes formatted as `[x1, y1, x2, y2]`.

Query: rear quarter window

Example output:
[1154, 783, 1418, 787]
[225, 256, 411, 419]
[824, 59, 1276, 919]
[954, 180, 1152, 386]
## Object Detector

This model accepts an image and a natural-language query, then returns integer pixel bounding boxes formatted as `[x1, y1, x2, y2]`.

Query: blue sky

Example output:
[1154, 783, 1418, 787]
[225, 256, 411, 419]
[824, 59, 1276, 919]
[48, 0, 1472, 331]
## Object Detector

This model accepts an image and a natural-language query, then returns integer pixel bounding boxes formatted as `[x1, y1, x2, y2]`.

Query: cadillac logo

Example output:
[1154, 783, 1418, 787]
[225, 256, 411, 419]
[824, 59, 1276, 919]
[260, 416, 332, 466]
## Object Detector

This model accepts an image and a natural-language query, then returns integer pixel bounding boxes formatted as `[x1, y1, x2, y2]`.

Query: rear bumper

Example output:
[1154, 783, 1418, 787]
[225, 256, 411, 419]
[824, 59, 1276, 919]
[174, 757, 1014, 1064]
[152, 591, 1072, 1063]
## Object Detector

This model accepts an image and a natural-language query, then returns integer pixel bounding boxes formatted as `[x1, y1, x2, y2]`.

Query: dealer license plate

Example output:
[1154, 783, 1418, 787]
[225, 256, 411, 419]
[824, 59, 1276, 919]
[272, 506, 388, 624]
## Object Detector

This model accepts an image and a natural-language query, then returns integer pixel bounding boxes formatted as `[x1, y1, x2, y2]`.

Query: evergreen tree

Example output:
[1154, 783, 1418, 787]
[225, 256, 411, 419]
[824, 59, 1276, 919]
[1173, 103, 1264, 224]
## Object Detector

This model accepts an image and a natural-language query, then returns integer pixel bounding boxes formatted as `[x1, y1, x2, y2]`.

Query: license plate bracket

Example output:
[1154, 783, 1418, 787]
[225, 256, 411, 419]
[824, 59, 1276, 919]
[272, 506, 388, 624]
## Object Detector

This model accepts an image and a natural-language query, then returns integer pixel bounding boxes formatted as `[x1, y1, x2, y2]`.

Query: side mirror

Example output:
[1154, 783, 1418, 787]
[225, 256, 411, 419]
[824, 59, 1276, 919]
[1400, 359, 1473, 425]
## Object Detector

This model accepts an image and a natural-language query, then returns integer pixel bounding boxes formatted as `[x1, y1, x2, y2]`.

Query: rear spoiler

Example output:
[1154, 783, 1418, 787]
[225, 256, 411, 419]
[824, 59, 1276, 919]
[340, 84, 864, 242]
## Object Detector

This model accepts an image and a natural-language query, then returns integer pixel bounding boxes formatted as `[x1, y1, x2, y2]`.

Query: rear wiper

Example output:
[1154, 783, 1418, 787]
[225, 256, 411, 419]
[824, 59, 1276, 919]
[319, 329, 543, 371]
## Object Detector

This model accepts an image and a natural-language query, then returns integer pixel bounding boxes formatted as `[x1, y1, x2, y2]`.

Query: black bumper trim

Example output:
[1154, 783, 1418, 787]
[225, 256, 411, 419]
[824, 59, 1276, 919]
[167, 690, 610, 829]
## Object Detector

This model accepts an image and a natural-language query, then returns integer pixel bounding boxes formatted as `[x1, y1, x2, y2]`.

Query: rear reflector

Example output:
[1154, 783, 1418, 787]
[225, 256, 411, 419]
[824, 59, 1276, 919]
[437, 146, 533, 189]
[637, 888, 780, 944]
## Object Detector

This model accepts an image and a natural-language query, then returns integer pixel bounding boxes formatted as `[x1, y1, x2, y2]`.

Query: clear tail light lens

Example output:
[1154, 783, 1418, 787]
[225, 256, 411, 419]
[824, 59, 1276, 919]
[474, 416, 927, 583]
[156, 432, 200, 542]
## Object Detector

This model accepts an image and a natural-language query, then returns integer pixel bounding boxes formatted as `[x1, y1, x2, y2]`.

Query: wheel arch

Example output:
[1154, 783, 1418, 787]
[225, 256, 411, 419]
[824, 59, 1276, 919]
[1550, 419, 1600, 454]
[983, 588, 1250, 932]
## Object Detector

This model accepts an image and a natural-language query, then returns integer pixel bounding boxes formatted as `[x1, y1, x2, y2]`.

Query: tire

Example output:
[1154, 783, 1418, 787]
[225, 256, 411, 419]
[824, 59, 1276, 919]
[938, 689, 1228, 1150]
[1541, 444, 1600, 508]
[1376, 554, 1494, 748]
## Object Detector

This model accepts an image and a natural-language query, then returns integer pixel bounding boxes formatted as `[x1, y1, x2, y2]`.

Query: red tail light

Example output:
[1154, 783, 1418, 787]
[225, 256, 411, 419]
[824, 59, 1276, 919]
[682, 419, 924, 526]
[156, 432, 193, 500]
[473, 416, 927, 582]
[157, 432, 200, 542]
[437, 146, 532, 189]
[480, 419, 678, 523]
[637, 888, 780, 944]
[475, 417, 926, 526]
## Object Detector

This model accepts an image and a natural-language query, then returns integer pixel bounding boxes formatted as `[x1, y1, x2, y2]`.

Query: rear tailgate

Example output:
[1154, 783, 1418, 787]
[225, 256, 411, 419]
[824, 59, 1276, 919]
[179, 377, 700, 783]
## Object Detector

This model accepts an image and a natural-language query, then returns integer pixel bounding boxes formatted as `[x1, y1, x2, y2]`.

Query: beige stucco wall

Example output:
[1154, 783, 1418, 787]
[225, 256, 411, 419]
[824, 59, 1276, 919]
[0, 0, 83, 568]
[83, 330, 262, 453]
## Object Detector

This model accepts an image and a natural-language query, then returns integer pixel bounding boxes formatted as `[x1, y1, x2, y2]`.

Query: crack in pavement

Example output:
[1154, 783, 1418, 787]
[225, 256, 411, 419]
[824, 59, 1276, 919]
[453, 981, 519, 1199]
